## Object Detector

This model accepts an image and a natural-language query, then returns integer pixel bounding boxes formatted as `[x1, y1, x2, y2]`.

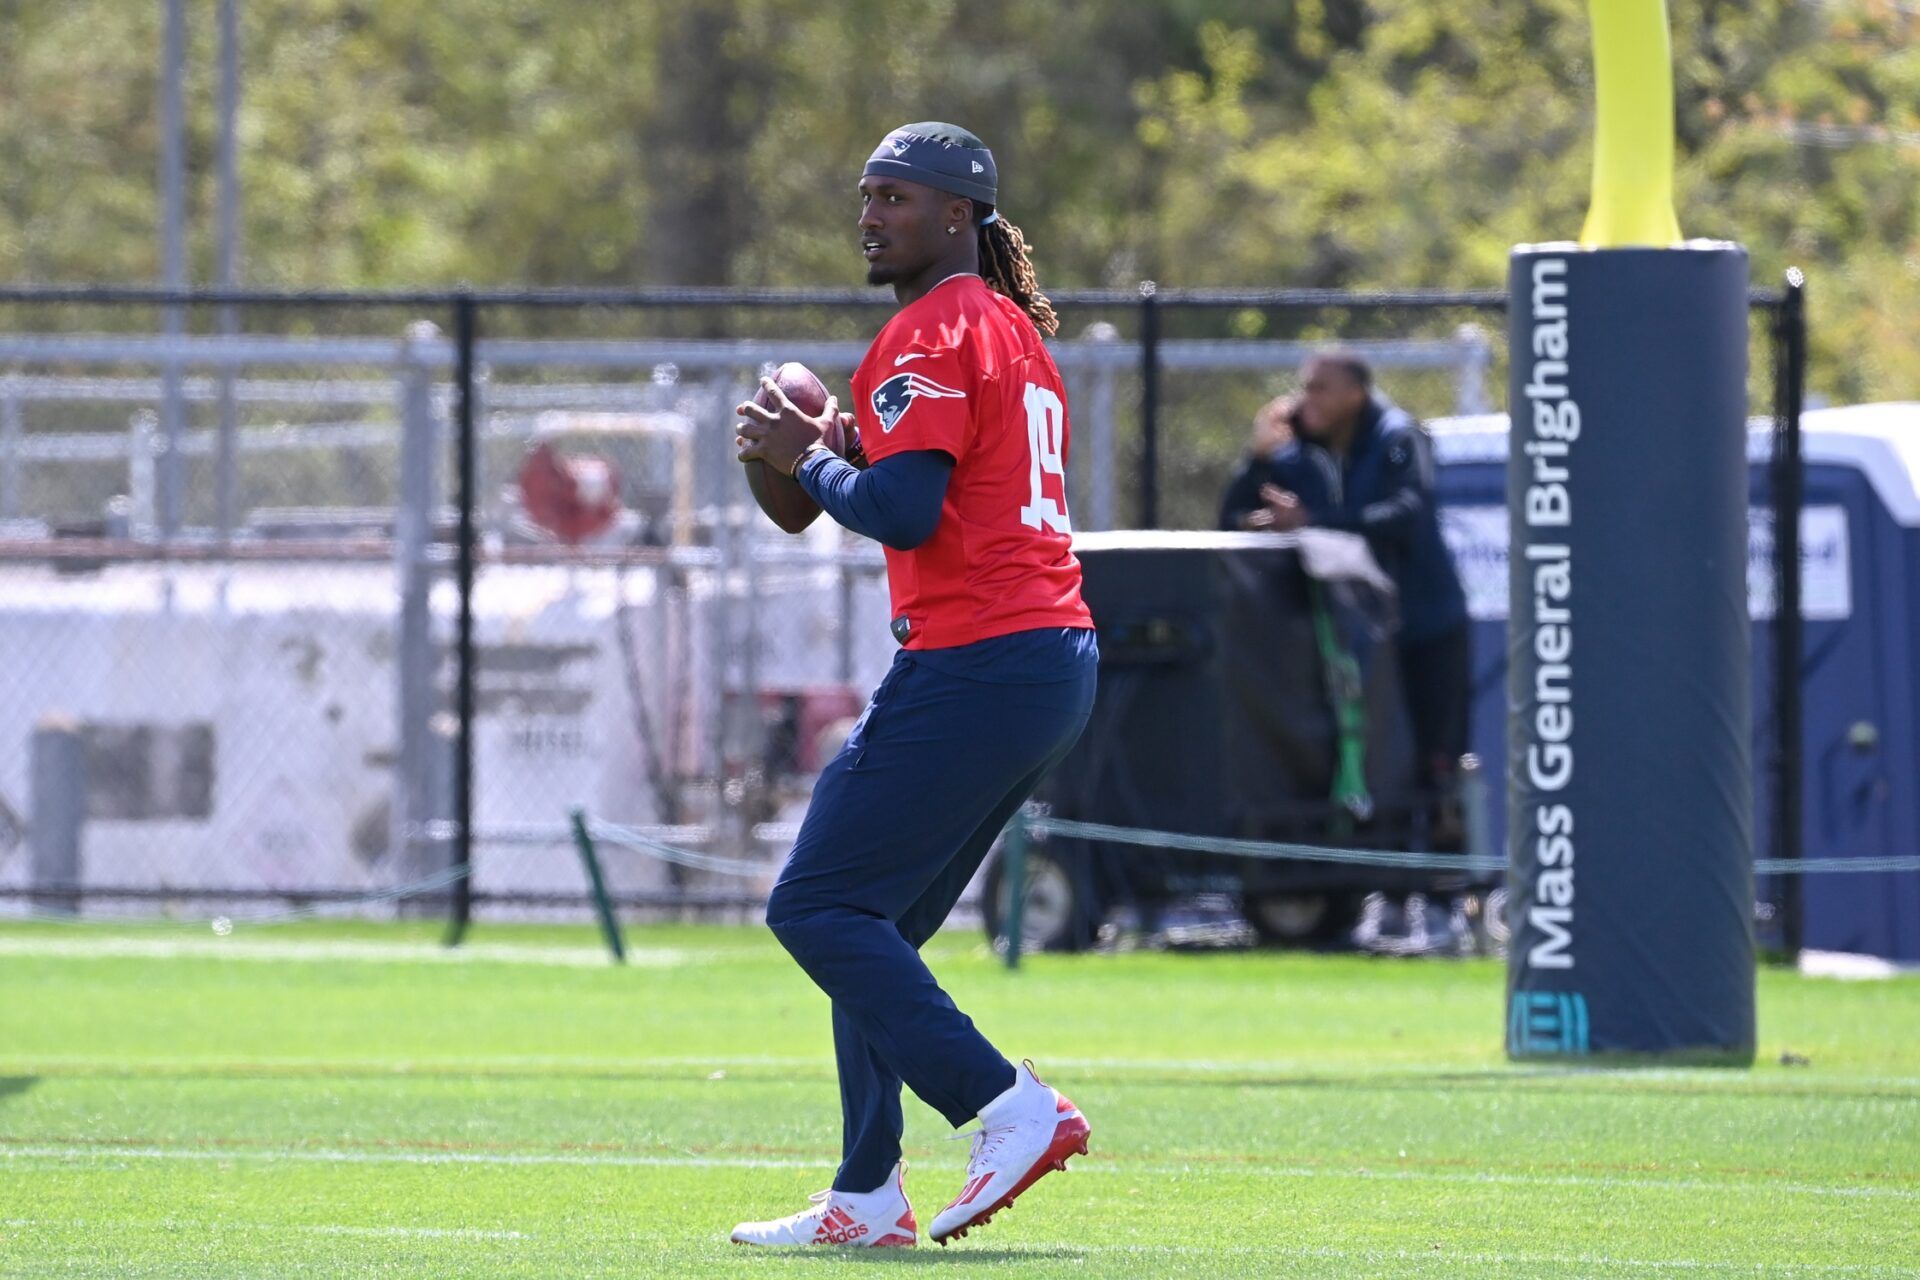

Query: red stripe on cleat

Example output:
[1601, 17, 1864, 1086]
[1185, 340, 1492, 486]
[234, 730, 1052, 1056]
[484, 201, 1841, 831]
[930, 1109, 1092, 1245]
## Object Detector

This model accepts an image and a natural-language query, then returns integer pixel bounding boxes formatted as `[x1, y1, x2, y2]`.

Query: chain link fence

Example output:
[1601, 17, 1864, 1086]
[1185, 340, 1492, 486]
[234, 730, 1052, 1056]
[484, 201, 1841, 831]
[0, 283, 1802, 931]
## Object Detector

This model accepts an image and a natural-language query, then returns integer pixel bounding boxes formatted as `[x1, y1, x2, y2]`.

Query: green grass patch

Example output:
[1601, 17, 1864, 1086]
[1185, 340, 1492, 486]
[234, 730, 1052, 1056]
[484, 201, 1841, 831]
[1, 919, 1916, 1277]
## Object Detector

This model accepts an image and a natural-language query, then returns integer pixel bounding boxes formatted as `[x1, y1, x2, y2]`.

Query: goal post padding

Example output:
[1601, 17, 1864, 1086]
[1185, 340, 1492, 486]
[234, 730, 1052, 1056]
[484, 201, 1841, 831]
[1505, 244, 1756, 1063]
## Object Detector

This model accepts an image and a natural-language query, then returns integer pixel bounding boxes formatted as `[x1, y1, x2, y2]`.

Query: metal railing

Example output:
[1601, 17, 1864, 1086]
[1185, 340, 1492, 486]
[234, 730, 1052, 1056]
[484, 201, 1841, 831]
[0, 280, 1807, 947]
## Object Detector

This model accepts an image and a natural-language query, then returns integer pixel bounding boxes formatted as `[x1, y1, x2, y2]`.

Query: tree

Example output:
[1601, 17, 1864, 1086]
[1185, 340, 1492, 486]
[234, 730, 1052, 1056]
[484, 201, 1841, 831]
[0, 0, 1912, 400]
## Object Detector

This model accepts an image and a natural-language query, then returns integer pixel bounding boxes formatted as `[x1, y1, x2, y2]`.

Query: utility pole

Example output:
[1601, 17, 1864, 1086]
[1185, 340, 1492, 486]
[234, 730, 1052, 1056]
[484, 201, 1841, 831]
[216, 0, 243, 539]
[158, 0, 188, 539]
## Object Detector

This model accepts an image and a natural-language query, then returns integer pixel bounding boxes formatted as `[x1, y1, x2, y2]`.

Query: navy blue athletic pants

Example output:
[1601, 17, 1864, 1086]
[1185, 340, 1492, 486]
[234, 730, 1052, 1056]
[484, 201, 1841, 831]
[765, 639, 1096, 1194]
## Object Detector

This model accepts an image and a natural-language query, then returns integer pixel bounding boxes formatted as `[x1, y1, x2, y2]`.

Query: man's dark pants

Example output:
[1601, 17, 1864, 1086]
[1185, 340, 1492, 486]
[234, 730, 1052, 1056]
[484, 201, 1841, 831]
[765, 647, 1096, 1193]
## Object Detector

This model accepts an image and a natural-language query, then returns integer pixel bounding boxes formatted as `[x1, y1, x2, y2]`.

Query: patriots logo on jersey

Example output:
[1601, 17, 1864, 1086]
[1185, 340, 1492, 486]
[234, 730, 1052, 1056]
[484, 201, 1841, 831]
[871, 371, 965, 433]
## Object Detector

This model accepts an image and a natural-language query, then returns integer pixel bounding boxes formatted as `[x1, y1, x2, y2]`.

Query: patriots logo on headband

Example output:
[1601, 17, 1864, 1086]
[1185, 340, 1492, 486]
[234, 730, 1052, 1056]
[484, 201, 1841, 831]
[872, 371, 965, 433]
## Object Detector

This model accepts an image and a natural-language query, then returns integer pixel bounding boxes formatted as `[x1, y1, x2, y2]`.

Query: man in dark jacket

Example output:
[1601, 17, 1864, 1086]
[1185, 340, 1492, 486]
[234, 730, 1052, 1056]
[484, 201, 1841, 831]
[1220, 351, 1471, 952]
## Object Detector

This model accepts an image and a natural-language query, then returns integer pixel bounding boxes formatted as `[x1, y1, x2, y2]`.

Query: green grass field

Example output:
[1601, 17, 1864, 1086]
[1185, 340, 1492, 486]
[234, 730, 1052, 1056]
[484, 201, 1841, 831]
[1, 918, 1916, 1278]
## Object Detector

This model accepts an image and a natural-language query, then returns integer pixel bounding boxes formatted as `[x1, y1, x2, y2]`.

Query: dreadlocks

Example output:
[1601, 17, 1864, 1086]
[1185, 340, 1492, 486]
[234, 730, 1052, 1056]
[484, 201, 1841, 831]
[978, 215, 1058, 338]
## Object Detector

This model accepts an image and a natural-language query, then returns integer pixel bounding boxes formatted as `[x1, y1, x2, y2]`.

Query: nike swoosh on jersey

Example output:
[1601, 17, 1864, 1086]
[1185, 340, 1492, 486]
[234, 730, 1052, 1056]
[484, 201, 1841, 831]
[893, 352, 929, 366]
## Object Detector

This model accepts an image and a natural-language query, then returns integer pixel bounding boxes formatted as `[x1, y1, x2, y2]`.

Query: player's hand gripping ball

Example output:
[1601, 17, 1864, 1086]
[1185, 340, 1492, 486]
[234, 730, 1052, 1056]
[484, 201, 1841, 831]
[736, 363, 859, 534]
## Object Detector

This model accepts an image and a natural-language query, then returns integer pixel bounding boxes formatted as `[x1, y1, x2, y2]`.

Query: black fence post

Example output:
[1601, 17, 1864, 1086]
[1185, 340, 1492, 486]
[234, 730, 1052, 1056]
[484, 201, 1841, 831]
[1138, 281, 1160, 529]
[445, 291, 478, 947]
[1770, 267, 1807, 963]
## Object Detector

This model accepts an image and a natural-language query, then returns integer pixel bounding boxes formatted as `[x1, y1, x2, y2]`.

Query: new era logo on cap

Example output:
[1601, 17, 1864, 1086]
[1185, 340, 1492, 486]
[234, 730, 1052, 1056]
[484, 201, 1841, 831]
[971, 161, 984, 173]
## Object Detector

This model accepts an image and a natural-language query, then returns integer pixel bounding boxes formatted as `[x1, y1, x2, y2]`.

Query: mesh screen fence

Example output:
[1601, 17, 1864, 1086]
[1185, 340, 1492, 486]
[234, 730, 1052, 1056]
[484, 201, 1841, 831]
[0, 285, 1799, 938]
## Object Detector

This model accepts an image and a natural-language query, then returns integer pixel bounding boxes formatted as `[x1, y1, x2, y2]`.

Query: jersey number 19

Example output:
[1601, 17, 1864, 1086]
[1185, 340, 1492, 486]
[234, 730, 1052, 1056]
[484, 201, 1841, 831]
[1018, 382, 1071, 534]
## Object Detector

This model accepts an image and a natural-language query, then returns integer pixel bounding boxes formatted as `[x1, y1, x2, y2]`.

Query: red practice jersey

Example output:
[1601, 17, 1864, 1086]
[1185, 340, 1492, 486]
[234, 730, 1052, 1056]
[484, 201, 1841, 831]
[851, 275, 1093, 649]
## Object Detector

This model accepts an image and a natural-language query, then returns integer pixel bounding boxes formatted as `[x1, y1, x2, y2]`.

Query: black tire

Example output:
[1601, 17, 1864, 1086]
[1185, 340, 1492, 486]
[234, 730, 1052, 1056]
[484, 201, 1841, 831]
[1245, 890, 1361, 948]
[982, 845, 1097, 953]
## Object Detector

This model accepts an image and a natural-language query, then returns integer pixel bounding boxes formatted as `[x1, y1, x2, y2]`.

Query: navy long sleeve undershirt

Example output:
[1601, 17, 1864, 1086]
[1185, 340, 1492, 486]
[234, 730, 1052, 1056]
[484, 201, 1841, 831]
[796, 449, 953, 551]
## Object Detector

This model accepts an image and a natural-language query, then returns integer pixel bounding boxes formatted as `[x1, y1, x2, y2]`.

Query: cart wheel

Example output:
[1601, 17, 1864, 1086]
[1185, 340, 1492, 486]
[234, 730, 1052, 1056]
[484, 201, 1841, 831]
[1246, 891, 1360, 948]
[983, 846, 1092, 953]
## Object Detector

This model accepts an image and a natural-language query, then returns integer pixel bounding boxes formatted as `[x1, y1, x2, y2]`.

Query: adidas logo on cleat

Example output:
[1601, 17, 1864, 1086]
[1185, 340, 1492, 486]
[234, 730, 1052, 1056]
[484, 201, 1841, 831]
[731, 1160, 917, 1248]
[812, 1222, 870, 1244]
[812, 1208, 870, 1244]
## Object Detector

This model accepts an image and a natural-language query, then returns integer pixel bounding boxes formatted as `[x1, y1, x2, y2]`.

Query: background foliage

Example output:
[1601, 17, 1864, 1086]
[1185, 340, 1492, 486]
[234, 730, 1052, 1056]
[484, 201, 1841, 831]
[1, 0, 1915, 400]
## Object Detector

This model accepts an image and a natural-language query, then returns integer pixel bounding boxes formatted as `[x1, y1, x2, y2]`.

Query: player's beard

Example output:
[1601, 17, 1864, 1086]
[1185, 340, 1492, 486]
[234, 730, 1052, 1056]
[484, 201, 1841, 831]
[865, 244, 929, 287]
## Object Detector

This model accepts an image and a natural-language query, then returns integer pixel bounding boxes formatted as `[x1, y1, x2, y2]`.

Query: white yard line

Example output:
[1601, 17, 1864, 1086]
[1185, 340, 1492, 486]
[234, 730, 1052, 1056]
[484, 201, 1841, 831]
[303, 1223, 529, 1240]
[0, 935, 703, 968]
[1, 1217, 1910, 1276]
[1, 1216, 526, 1241]
[7, 1050, 1916, 1093]
[3, 1142, 1914, 1202]
[0, 1143, 817, 1171]
[625, 1053, 1920, 1091]
[1054, 1243, 1916, 1276]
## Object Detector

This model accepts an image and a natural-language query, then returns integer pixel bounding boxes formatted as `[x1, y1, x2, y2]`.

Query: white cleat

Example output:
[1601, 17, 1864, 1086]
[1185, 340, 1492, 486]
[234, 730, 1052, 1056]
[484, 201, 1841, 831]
[729, 1160, 917, 1248]
[929, 1060, 1090, 1246]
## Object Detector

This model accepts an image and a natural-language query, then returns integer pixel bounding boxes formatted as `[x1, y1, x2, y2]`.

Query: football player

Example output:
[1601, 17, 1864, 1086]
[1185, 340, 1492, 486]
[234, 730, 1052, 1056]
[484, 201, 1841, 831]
[731, 122, 1096, 1248]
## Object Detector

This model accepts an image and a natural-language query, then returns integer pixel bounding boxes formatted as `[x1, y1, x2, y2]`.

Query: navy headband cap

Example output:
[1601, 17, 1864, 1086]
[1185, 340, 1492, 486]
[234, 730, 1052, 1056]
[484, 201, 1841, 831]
[863, 120, 998, 214]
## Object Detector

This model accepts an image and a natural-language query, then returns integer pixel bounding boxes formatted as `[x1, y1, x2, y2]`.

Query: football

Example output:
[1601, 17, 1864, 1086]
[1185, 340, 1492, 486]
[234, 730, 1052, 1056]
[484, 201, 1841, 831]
[742, 362, 847, 534]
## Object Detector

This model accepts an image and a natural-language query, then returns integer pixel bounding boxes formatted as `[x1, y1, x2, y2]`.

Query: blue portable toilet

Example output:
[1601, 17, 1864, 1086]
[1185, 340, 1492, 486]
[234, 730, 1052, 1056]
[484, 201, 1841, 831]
[1427, 403, 1920, 964]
